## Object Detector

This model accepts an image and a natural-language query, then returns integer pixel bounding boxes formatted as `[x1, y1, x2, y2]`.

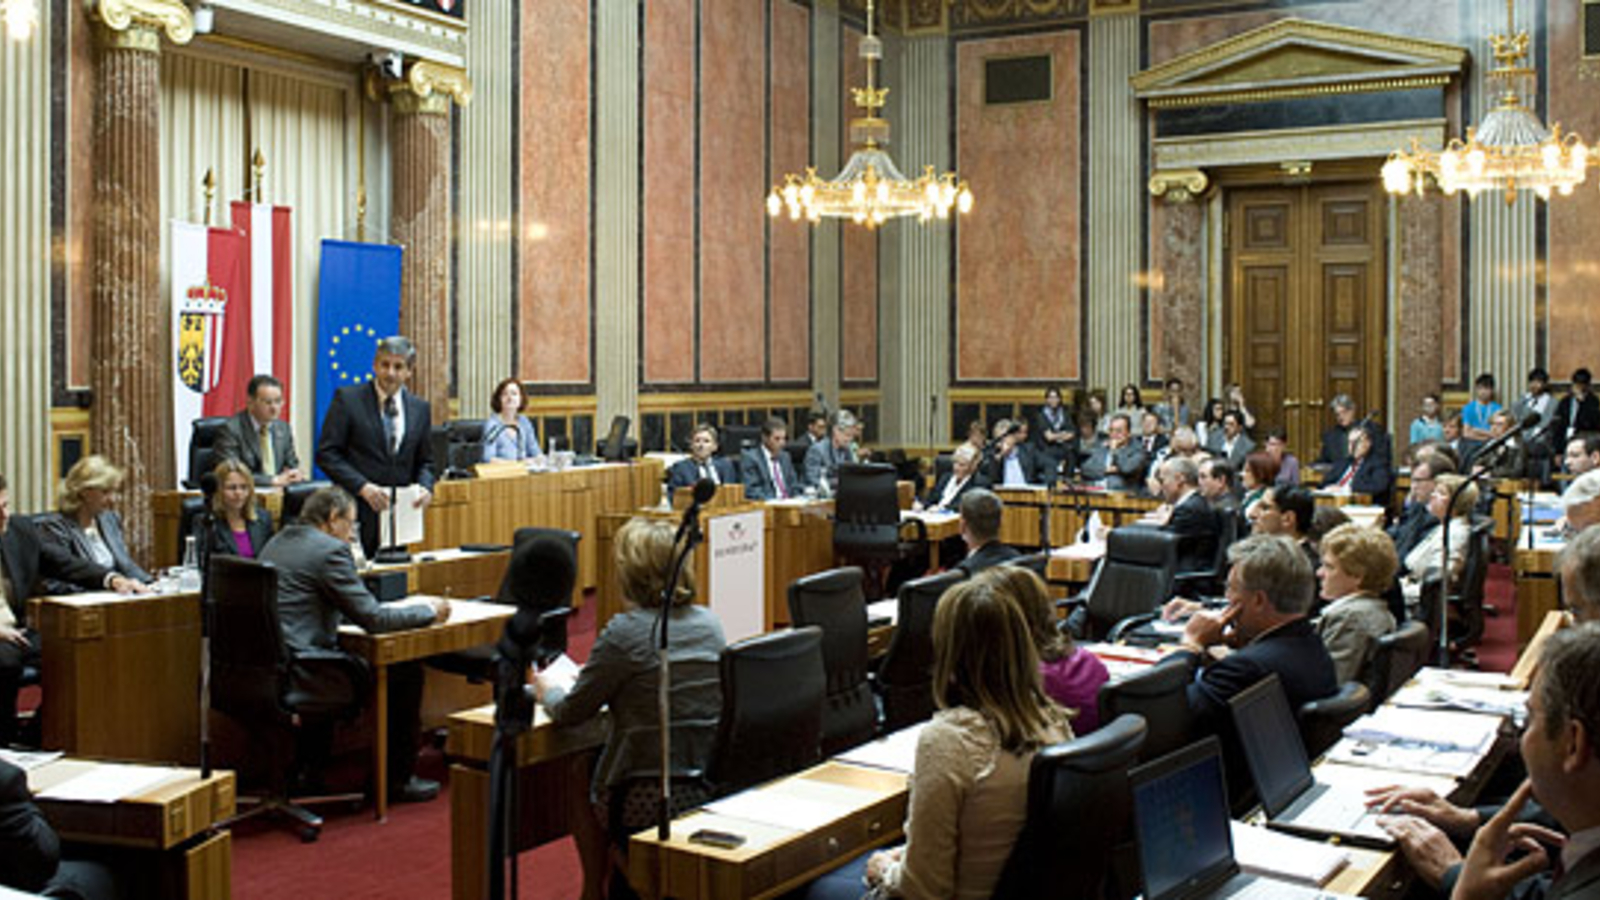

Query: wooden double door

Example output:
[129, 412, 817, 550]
[1226, 182, 1387, 459]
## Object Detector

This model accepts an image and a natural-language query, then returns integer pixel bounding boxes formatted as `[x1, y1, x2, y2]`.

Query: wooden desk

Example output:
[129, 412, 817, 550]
[338, 597, 513, 821]
[27, 758, 236, 899]
[628, 761, 908, 900]
[445, 703, 606, 900]
[1512, 539, 1563, 647]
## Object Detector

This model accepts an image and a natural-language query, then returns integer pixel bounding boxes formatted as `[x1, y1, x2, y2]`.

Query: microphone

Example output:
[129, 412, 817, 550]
[675, 477, 718, 547]
[494, 533, 578, 666]
[1470, 411, 1542, 466]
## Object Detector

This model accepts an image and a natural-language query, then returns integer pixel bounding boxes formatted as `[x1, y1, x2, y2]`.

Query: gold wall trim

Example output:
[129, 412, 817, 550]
[1145, 75, 1452, 109]
[1152, 119, 1446, 170]
[1148, 168, 1209, 202]
[640, 391, 819, 411]
[93, 0, 194, 45]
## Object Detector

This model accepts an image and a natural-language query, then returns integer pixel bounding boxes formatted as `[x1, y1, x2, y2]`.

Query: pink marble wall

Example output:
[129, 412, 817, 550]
[699, 0, 768, 383]
[643, 0, 697, 384]
[520, 0, 592, 383]
[767, 0, 811, 383]
[1545, 0, 1600, 380]
[840, 27, 879, 383]
[955, 30, 1080, 381]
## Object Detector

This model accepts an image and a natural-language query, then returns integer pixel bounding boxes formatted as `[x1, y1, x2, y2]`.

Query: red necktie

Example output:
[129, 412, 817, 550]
[1338, 464, 1356, 488]
[772, 457, 787, 498]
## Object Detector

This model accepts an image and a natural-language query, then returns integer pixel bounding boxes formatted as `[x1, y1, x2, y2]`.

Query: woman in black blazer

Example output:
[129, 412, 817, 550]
[195, 459, 276, 559]
[36, 455, 152, 594]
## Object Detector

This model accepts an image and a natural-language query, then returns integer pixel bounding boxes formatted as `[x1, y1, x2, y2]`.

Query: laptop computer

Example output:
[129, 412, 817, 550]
[1228, 675, 1393, 847]
[1130, 737, 1351, 900]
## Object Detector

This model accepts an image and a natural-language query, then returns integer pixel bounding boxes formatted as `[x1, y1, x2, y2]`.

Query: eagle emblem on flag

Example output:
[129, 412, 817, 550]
[177, 279, 228, 394]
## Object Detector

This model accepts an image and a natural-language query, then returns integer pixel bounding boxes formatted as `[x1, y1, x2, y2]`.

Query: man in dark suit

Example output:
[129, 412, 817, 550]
[1079, 414, 1149, 492]
[258, 486, 448, 802]
[1137, 410, 1169, 460]
[1166, 533, 1337, 730]
[0, 473, 142, 746]
[1550, 368, 1600, 454]
[920, 444, 985, 514]
[0, 759, 117, 897]
[987, 419, 1043, 487]
[803, 412, 858, 493]
[1315, 394, 1392, 473]
[954, 488, 1020, 576]
[1152, 457, 1220, 575]
[315, 336, 436, 557]
[212, 374, 305, 487]
[741, 417, 801, 501]
[1325, 426, 1393, 502]
[668, 423, 738, 493]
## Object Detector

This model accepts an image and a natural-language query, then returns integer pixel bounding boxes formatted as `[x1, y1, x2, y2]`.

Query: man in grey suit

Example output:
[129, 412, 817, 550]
[213, 375, 305, 487]
[1079, 414, 1149, 491]
[258, 486, 449, 802]
[804, 411, 858, 493]
[742, 417, 801, 501]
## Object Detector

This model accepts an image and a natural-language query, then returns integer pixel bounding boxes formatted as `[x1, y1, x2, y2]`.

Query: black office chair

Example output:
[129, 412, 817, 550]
[444, 419, 487, 477]
[787, 568, 877, 754]
[185, 417, 231, 489]
[279, 480, 331, 527]
[1449, 518, 1495, 665]
[876, 570, 963, 732]
[428, 528, 580, 682]
[1059, 528, 1179, 641]
[1297, 681, 1372, 759]
[1096, 657, 1195, 763]
[833, 463, 927, 600]
[1365, 620, 1430, 705]
[719, 425, 761, 459]
[177, 495, 207, 562]
[1172, 509, 1236, 599]
[990, 714, 1149, 900]
[600, 415, 633, 462]
[706, 626, 826, 796]
[209, 556, 367, 841]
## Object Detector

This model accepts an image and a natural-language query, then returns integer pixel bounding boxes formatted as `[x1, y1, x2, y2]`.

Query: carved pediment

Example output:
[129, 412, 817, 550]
[1132, 19, 1466, 108]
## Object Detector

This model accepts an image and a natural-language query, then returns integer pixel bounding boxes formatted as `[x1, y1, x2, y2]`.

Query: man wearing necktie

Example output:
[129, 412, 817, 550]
[804, 411, 859, 493]
[213, 375, 306, 487]
[741, 417, 801, 501]
[666, 423, 737, 494]
[315, 336, 436, 557]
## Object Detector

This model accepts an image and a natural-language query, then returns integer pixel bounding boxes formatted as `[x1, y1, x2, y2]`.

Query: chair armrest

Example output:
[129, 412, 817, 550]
[1106, 612, 1161, 643]
[284, 649, 373, 717]
[897, 518, 928, 542]
[1055, 592, 1087, 612]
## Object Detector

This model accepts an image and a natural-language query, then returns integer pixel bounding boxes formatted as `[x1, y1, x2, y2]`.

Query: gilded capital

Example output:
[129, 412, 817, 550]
[1148, 168, 1209, 204]
[92, 0, 194, 49]
[373, 60, 473, 115]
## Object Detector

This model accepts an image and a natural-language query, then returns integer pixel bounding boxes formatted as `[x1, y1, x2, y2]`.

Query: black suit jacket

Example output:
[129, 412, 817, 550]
[956, 540, 1020, 576]
[193, 513, 276, 560]
[988, 442, 1044, 486]
[922, 471, 985, 512]
[1388, 502, 1438, 562]
[1551, 393, 1600, 449]
[315, 383, 435, 554]
[1325, 455, 1392, 497]
[0, 517, 111, 616]
[0, 760, 59, 893]
[667, 456, 738, 493]
[35, 511, 151, 593]
[1165, 493, 1220, 574]
[1168, 616, 1338, 730]
[213, 410, 300, 485]
[739, 447, 801, 501]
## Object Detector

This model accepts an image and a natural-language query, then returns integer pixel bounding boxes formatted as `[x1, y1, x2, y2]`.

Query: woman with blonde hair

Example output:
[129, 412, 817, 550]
[984, 565, 1108, 733]
[804, 576, 1072, 900]
[535, 516, 725, 898]
[1400, 473, 1478, 616]
[194, 458, 275, 559]
[37, 455, 152, 593]
[1314, 523, 1399, 683]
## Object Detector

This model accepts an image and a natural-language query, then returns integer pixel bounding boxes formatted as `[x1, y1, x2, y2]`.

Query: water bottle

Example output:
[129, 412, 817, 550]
[178, 536, 202, 592]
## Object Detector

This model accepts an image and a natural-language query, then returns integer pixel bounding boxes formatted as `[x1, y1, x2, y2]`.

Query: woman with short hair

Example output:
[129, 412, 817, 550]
[37, 455, 152, 593]
[1315, 523, 1399, 683]
[1240, 451, 1281, 520]
[481, 377, 543, 462]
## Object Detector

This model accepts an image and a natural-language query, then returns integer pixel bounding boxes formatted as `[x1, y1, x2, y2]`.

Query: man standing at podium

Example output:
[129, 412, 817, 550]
[316, 336, 435, 557]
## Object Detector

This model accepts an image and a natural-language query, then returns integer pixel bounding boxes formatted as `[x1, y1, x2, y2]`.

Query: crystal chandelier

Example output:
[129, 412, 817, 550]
[2, 0, 37, 40]
[766, 0, 972, 228]
[1382, 0, 1588, 205]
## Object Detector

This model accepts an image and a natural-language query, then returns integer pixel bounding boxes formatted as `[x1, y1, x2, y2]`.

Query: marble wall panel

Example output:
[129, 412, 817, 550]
[840, 27, 879, 383]
[66, 0, 94, 391]
[1545, 0, 1600, 380]
[520, 0, 592, 384]
[768, 0, 811, 383]
[699, 0, 767, 383]
[954, 30, 1079, 381]
[644, 0, 698, 383]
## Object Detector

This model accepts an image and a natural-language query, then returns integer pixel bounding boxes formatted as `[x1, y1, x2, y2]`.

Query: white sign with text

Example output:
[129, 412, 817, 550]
[708, 510, 766, 643]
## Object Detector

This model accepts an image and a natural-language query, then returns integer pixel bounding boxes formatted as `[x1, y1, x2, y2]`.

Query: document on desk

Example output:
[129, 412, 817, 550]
[1326, 707, 1501, 778]
[1390, 674, 1529, 722]
[703, 779, 884, 833]
[835, 723, 926, 774]
[866, 599, 898, 627]
[39, 764, 181, 802]
[1230, 821, 1350, 887]
[378, 484, 427, 547]
[0, 749, 61, 772]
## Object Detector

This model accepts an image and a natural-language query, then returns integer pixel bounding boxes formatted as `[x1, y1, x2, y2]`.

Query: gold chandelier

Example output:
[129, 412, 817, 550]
[1382, 0, 1588, 205]
[765, 0, 972, 228]
[2, 0, 37, 40]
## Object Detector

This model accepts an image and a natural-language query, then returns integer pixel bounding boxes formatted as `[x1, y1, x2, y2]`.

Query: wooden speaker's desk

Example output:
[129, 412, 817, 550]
[445, 703, 606, 900]
[1513, 537, 1564, 647]
[26, 757, 235, 899]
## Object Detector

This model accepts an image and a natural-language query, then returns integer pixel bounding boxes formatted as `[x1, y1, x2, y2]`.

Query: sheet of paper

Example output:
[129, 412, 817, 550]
[1343, 706, 1502, 754]
[538, 653, 581, 694]
[703, 779, 884, 832]
[39, 764, 181, 803]
[0, 749, 61, 772]
[1324, 737, 1485, 779]
[378, 484, 427, 547]
[866, 599, 898, 626]
[1390, 681, 1528, 722]
[835, 723, 926, 774]
[1230, 821, 1350, 887]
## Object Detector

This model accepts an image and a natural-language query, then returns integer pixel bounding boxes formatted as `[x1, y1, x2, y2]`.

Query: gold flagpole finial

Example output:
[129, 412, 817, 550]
[203, 168, 215, 226]
[252, 149, 266, 201]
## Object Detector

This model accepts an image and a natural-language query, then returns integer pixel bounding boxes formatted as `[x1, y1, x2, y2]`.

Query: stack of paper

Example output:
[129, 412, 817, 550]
[835, 723, 926, 774]
[865, 599, 898, 627]
[1327, 707, 1502, 778]
[1391, 670, 1529, 722]
[1230, 822, 1350, 887]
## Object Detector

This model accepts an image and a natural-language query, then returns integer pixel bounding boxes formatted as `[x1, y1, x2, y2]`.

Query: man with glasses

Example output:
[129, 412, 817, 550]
[214, 374, 305, 487]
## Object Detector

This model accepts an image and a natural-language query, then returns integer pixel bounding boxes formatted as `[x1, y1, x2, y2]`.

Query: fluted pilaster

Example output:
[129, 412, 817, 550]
[1086, 10, 1141, 389]
[810, 4, 842, 408]
[595, 0, 640, 428]
[91, 11, 184, 562]
[391, 95, 453, 410]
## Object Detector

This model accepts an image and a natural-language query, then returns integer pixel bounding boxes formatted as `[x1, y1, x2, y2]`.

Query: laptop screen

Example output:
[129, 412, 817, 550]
[1229, 674, 1316, 817]
[1130, 737, 1238, 900]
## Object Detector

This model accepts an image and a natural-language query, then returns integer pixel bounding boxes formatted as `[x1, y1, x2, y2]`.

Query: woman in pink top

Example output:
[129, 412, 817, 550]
[990, 566, 1110, 733]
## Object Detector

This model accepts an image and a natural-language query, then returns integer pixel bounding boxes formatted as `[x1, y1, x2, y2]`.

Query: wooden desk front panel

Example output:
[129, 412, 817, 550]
[1514, 545, 1561, 647]
[30, 760, 237, 850]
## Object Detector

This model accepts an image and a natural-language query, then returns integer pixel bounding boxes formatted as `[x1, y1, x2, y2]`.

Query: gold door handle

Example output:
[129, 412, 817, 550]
[1283, 398, 1301, 408]
[1310, 398, 1325, 408]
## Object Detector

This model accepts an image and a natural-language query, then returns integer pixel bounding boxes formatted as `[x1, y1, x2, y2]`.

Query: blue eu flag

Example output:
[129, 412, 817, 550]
[314, 239, 403, 478]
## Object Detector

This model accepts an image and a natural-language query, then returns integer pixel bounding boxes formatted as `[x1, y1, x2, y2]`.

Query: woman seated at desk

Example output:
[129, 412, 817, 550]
[803, 571, 1073, 900]
[194, 459, 275, 559]
[482, 377, 543, 462]
[535, 517, 726, 899]
[1399, 473, 1477, 619]
[36, 455, 153, 594]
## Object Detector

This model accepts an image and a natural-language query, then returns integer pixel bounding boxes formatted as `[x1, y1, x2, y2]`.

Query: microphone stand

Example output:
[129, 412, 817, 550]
[196, 504, 215, 780]
[655, 496, 706, 842]
[485, 648, 533, 900]
[1437, 418, 1532, 666]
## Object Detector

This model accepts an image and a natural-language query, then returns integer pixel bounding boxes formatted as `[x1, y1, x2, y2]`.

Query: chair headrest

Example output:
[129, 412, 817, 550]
[1105, 527, 1179, 566]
